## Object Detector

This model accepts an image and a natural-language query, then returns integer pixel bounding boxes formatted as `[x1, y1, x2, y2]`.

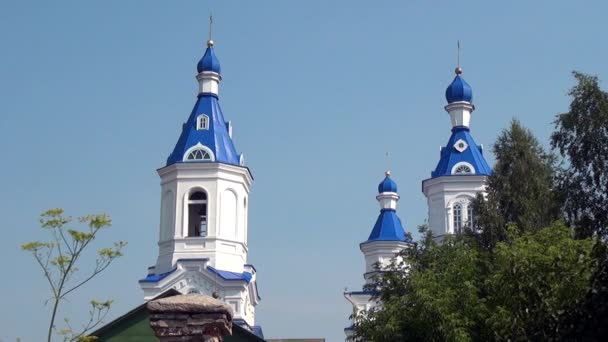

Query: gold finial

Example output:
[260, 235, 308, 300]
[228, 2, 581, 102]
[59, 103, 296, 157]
[455, 40, 462, 75]
[207, 14, 214, 47]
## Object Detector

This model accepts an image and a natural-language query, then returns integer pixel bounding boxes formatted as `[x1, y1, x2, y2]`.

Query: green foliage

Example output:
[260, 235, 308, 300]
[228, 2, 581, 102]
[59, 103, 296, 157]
[485, 223, 594, 340]
[558, 241, 608, 339]
[551, 71, 608, 238]
[473, 119, 561, 249]
[354, 222, 595, 341]
[21, 208, 127, 342]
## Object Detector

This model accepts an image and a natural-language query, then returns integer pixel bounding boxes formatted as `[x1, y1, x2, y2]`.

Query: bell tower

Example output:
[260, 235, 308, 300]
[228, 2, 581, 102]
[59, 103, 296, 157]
[139, 34, 261, 332]
[344, 171, 413, 340]
[422, 66, 491, 238]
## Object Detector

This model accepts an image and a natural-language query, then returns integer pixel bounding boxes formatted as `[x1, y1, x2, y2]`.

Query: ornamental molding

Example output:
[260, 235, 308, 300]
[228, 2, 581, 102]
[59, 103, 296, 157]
[454, 139, 469, 153]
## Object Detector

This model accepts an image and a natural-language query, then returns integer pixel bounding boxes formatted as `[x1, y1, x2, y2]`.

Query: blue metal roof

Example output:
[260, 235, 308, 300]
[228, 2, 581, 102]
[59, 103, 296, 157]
[166, 45, 240, 166]
[378, 176, 397, 193]
[197, 45, 221, 74]
[207, 266, 253, 284]
[365, 209, 410, 243]
[138, 265, 252, 284]
[166, 93, 240, 166]
[445, 75, 473, 103]
[431, 126, 492, 178]
[139, 268, 177, 283]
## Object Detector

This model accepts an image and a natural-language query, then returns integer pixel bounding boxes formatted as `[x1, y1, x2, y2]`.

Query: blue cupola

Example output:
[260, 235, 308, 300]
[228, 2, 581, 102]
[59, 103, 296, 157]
[445, 68, 473, 103]
[165, 39, 241, 167]
[364, 172, 411, 243]
[429, 67, 491, 178]
[197, 41, 221, 74]
[378, 173, 397, 193]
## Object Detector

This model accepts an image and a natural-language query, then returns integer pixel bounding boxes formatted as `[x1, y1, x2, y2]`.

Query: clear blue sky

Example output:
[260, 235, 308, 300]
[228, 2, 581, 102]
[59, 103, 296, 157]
[1, 1, 607, 341]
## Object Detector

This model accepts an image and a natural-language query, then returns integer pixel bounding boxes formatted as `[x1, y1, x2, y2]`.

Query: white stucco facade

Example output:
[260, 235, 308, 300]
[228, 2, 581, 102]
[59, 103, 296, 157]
[140, 161, 259, 326]
[154, 162, 252, 273]
[422, 173, 487, 237]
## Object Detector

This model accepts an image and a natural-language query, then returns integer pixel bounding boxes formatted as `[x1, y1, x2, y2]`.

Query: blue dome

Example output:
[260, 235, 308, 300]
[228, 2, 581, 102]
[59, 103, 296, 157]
[197, 44, 221, 74]
[445, 75, 473, 103]
[378, 175, 397, 193]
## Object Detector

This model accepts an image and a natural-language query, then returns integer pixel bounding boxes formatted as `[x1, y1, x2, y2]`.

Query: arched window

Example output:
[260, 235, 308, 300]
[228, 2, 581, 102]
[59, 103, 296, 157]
[186, 149, 211, 161]
[454, 164, 472, 174]
[183, 143, 215, 162]
[187, 191, 207, 237]
[197, 114, 209, 130]
[451, 162, 475, 175]
[453, 203, 463, 233]
[467, 205, 474, 228]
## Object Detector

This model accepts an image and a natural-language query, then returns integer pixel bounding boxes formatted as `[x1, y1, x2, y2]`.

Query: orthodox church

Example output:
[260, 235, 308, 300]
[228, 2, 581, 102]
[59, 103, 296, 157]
[343, 66, 491, 340]
[89, 24, 491, 341]
[93, 36, 264, 341]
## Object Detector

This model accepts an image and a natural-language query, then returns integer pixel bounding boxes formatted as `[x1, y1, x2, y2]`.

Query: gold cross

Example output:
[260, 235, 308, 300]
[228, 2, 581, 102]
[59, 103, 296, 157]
[209, 15, 213, 41]
[457, 40, 461, 69]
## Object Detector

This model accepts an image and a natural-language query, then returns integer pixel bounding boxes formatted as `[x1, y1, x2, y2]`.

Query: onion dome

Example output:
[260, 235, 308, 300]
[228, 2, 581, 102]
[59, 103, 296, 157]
[445, 68, 472, 103]
[378, 171, 397, 193]
[197, 40, 221, 74]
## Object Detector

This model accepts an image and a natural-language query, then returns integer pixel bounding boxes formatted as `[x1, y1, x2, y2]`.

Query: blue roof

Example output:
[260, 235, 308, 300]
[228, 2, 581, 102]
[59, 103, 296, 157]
[207, 266, 253, 283]
[166, 93, 240, 166]
[365, 209, 410, 243]
[378, 176, 397, 193]
[139, 268, 177, 283]
[138, 265, 252, 284]
[431, 126, 492, 178]
[445, 75, 473, 103]
[166, 44, 239, 166]
[197, 45, 221, 74]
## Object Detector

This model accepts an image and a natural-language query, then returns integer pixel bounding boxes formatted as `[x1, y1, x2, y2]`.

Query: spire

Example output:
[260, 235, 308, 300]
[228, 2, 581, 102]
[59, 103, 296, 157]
[444, 41, 475, 128]
[365, 172, 408, 242]
[428, 45, 491, 178]
[165, 33, 242, 167]
[196, 16, 221, 96]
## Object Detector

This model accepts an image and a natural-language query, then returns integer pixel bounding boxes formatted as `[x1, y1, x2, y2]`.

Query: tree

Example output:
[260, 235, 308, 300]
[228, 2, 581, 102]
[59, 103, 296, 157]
[558, 242, 608, 340]
[473, 119, 561, 249]
[551, 71, 608, 340]
[354, 222, 595, 342]
[551, 71, 608, 238]
[21, 208, 127, 342]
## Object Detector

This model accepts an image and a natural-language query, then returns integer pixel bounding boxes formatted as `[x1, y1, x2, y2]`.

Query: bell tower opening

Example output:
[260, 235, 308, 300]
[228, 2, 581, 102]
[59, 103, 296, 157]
[188, 191, 208, 237]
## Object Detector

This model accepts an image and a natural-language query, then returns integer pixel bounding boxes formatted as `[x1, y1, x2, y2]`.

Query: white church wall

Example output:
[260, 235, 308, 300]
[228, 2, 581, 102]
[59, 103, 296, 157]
[220, 189, 238, 240]
[423, 175, 487, 237]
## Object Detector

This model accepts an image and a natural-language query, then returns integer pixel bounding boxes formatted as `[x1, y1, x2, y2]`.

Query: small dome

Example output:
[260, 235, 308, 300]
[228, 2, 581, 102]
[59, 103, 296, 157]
[378, 174, 397, 193]
[197, 44, 221, 74]
[445, 75, 473, 103]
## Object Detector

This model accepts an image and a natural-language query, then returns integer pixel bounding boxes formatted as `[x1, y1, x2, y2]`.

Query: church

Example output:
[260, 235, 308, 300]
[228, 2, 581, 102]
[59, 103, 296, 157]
[91, 27, 492, 341]
[343, 65, 491, 340]
[93, 35, 264, 341]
